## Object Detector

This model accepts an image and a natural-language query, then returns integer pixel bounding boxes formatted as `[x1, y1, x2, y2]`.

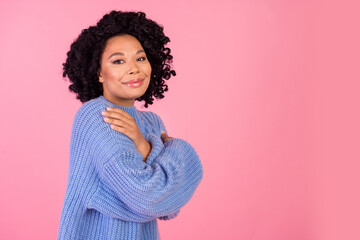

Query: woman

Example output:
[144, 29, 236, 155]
[57, 10, 203, 240]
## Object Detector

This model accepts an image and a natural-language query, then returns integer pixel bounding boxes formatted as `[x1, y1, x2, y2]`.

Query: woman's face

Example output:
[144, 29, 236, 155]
[98, 34, 152, 107]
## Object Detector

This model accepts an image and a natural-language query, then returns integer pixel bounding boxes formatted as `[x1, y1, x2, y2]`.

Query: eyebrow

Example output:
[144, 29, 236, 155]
[108, 50, 145, 59]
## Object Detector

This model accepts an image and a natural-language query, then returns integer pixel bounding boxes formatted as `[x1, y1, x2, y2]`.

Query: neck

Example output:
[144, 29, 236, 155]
[102, 92, 135, 107]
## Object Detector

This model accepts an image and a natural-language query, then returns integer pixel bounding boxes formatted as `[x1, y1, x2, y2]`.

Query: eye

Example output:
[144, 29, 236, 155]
[137, 57, 146, 61]
[113, 59, 124, 64]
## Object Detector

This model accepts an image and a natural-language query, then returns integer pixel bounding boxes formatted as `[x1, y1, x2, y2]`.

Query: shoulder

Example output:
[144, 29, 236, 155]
[138, 110, 158, 122]
[139, 111, 167, 134]
[71, 96, 110, 134]
[73, 96, 108, 121]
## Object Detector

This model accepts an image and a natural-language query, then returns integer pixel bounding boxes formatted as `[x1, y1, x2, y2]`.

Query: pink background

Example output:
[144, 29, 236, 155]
[1, 0, 359, 239]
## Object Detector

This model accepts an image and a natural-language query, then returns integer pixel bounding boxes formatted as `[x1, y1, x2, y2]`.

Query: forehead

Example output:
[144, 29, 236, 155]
[104, 34, 143, 53]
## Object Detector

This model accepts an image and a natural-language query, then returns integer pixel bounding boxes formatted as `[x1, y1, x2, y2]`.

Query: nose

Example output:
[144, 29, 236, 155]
[127, 60, 140, 75]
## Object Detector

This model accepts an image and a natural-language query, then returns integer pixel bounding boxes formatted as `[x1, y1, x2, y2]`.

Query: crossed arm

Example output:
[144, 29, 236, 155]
[79, 106, 202, 222]
[101, 107, 173, 161]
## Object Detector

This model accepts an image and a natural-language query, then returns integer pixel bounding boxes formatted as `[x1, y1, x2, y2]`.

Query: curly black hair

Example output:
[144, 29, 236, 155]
[62, 10, 176, 108]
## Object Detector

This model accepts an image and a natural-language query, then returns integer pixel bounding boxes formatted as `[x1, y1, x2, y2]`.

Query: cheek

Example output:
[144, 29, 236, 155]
[103, 66, 124, 80]
[144, 63, 152, 77]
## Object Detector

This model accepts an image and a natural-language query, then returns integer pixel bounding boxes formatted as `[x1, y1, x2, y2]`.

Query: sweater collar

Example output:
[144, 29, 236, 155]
[99, 95, 139, 120]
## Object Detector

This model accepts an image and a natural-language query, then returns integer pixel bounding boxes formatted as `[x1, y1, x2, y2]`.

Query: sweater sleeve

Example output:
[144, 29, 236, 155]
[83, 105, 203, 220]
[97, 134, 202, 218]
[147, 112, 180, 220]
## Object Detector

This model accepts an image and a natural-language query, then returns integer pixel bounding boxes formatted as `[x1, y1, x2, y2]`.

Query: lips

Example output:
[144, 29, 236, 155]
[124, 78, 144, 84]
[123, 78, 145, 88]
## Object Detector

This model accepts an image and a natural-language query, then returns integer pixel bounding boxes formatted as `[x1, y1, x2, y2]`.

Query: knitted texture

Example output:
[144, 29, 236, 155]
[57, 96, 203, 240]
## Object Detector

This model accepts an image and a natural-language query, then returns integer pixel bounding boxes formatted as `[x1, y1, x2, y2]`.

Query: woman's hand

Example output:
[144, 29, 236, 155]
[101, 107, 151, 161]
[161, 131, 174, 143]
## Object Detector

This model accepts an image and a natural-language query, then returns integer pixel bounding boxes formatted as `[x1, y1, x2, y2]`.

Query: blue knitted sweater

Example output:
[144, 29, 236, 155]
[57, 96, 203, 240]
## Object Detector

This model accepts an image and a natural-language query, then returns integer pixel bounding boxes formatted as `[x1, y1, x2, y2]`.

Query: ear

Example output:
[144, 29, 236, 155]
[97, 70, 103, 83]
